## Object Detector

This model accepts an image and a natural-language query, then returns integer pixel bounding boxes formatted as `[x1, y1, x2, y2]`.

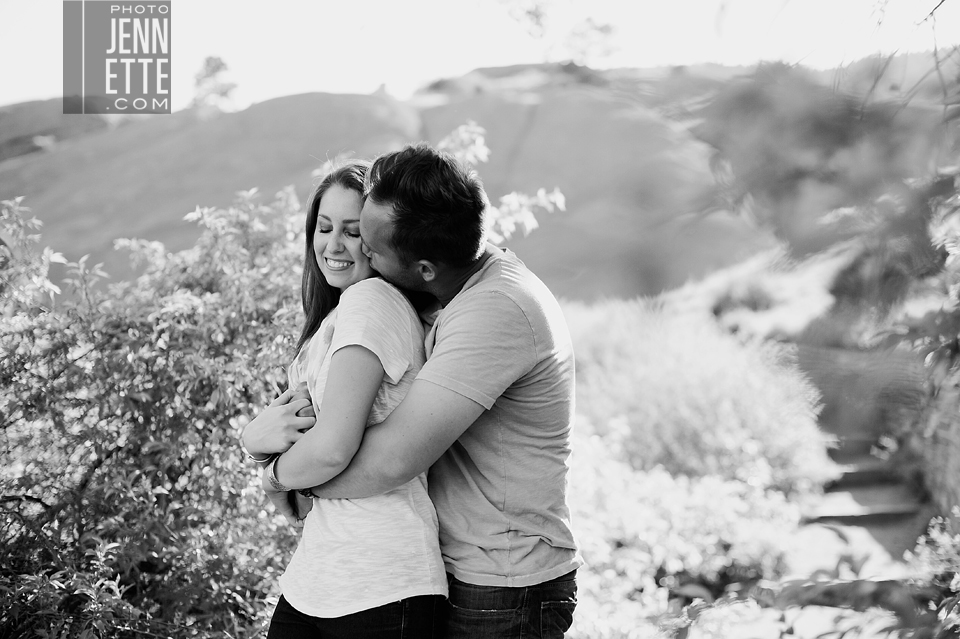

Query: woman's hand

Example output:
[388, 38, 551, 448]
[242, 384, 316, 457]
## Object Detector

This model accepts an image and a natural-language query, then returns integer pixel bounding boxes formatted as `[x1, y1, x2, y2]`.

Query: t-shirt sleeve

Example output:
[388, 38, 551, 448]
[330, 279, 420, 385]
[286, 361, 301, 390]
[417, 291, 537, 409]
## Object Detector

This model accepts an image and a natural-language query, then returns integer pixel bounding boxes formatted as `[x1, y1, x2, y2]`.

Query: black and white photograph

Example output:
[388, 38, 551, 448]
[2, 1, 960, 637]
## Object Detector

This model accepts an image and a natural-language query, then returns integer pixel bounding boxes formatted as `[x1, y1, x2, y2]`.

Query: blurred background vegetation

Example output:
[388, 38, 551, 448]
[4, 2, 960, 637]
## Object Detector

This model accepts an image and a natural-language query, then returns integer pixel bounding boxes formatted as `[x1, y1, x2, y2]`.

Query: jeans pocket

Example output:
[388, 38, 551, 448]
[446, 601, 520, 637]
[540, 600, 575, 639]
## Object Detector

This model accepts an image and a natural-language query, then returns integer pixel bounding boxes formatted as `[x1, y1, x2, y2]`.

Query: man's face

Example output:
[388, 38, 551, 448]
[359, 198, 426, 291]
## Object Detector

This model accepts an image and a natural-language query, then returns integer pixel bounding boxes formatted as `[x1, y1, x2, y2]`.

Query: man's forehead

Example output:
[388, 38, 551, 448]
[359, 200, 393, 243]
[360, 200, 392, 227]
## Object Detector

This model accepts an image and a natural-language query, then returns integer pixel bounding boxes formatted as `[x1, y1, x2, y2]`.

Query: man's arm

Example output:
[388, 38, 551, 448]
[310, 378, 486, 499]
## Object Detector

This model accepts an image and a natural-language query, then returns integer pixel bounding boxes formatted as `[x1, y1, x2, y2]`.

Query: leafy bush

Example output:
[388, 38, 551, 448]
[1, 192, 304, 637]
[563, 297, 836, 497]
[567, 418, 801, 639]
[679, 511, 960, 639]
[903, 508, 960, 636]
[561, 295, 834, 637]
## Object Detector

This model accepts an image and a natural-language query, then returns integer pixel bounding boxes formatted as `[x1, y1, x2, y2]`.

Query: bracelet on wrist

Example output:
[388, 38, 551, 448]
[240, 439, 275, 464]
[266, 456, 291, 492]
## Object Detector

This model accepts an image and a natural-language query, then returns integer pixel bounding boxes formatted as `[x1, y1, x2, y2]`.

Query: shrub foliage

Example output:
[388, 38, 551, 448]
[1, 192, 304, 637]
[564, 297, 836, 497]
[567, 419, 802, 639]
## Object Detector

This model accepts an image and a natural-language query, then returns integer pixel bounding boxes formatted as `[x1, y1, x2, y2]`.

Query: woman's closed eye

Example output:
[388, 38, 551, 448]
[318, 224, 360, 238]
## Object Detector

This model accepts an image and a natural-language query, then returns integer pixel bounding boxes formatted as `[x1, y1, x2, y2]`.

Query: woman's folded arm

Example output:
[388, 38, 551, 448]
[269, 345, 384, 489]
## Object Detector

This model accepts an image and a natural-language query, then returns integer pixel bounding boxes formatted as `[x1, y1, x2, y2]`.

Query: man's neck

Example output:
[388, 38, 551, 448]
[432, 245, 498, 307]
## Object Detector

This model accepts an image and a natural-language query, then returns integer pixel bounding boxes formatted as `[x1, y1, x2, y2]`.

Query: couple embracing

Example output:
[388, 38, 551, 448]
[242, 143, 581, 638]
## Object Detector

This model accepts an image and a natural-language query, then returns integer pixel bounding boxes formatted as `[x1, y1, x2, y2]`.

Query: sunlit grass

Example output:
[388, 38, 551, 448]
[564, 297, 838, 497]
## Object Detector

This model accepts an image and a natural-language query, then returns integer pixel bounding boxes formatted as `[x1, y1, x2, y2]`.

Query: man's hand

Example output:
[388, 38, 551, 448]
[242, 384, 316, 457]
[291, 491, 314, 521]
[265, 489, 303, 528]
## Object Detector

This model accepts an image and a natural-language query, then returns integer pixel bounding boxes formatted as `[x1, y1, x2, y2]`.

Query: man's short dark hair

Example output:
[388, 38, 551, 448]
[365, 143, 486, 268]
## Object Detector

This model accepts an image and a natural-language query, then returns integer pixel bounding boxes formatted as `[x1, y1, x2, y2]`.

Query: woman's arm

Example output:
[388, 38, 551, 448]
[264, 345, 384, 491]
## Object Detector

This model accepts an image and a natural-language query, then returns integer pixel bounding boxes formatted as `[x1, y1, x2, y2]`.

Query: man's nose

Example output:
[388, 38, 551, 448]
[360, 238, 372, 258]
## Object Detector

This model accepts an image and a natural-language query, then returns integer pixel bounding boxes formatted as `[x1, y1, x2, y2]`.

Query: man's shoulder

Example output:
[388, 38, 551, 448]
[465, 248, 552, 304]
[444, 249, 568, 340]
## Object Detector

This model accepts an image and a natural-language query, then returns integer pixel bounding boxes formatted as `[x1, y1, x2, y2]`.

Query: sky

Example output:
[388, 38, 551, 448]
[1, 0, 958, 111]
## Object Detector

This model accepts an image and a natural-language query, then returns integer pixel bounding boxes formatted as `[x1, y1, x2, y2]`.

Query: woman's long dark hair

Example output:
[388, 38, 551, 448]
[295, 160, 371, 355]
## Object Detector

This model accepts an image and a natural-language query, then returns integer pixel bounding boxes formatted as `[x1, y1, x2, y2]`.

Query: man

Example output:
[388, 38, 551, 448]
[259, 143, 581, 637]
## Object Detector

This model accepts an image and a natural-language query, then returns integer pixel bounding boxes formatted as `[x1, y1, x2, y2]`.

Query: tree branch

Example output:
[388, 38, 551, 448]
[924, 0, 948, 23]
[862, 51, 899, 110]
[36, 444, 122, 528]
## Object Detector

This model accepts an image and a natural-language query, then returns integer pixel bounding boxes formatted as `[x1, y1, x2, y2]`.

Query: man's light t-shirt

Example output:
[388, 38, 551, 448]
[420, 247, 582, 587]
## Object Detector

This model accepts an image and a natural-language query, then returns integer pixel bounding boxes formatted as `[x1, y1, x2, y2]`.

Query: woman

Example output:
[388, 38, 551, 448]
[241, 160, 447, 638]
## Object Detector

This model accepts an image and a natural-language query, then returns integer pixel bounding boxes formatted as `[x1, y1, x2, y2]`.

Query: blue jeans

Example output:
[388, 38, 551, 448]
[267, 594, 444, 639]
[443, 570, 578, 639]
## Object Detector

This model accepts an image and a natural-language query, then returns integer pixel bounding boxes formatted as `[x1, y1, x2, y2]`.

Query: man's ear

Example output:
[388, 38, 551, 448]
[416, 260, 438, 283]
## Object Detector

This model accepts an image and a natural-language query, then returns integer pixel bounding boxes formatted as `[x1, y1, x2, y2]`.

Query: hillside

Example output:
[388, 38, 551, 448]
[0, 93, 421, 283]
[0, 99, 108, 163]
[1, 63, 780, 299]
[418, 80, 772, 297]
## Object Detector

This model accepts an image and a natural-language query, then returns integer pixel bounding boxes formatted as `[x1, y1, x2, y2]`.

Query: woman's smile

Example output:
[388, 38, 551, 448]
[324, 257, 353, 270]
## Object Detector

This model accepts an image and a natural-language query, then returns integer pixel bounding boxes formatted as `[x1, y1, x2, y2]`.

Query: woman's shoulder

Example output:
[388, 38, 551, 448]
[341, 277, 409, 307]
[338, 278, 421, 329]
[333, 278, 425, 365]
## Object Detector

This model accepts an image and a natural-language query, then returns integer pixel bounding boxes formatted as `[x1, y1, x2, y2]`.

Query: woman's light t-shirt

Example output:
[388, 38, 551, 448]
[278, 277, 447, 617]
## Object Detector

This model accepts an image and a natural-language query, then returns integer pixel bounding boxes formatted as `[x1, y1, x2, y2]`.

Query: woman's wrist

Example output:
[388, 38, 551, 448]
[244, 446, 276, 464]
[266, 455, 291, 492]
[240, 425, 276, 463]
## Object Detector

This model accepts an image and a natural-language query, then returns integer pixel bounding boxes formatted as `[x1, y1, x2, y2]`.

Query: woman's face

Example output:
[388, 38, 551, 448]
[313, 184, 375, 291]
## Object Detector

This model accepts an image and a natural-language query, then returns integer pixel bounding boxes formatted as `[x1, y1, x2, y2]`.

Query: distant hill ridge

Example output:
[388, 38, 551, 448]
[0, 99, 108, 163]
[2, 55, 949, 299]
